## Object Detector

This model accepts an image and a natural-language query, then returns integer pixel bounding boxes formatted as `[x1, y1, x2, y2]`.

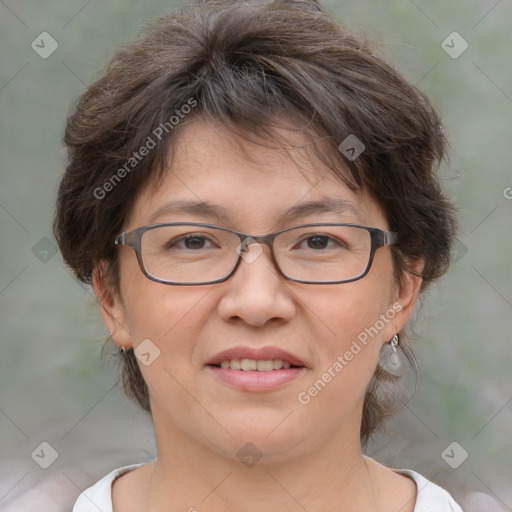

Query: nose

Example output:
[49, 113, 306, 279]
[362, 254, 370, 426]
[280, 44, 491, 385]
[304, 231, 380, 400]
[217, 242, 296, 327]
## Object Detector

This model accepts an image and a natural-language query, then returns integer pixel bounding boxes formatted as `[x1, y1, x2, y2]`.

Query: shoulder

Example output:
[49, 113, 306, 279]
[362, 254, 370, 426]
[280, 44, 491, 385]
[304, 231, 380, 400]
[396, 469, 464, 512]
[72, 463, 146, 512]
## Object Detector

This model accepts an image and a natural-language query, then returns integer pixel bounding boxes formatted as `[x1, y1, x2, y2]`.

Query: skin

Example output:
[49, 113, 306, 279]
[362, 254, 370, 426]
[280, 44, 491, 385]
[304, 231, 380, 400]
[93, 118, 422, 512]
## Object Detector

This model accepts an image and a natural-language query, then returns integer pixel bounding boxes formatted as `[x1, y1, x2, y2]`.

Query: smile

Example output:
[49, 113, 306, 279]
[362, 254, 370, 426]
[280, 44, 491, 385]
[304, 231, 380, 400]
[206, 362, 305, 391]
[214, 359, 298, 371]
[205, 346, 307, 391]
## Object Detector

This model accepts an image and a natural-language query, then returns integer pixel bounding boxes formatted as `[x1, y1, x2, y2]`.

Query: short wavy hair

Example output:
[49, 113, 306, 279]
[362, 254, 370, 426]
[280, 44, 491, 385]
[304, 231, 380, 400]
[54, 0, 458, 446]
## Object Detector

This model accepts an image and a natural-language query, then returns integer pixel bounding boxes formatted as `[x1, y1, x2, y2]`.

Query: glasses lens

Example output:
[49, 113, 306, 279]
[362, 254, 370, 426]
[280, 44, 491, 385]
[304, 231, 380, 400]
[274, 225, 371, 282]
[139, 224, 372, 284]
[141, 225, 240, 283]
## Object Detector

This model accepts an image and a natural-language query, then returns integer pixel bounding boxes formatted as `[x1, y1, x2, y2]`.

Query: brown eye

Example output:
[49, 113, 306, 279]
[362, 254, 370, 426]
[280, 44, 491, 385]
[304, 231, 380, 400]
[165, 234, 217, 250]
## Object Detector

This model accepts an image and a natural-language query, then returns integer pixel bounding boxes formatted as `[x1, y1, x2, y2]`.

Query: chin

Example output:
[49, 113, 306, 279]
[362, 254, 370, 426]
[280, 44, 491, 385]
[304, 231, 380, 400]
[207, 411, 308, 462]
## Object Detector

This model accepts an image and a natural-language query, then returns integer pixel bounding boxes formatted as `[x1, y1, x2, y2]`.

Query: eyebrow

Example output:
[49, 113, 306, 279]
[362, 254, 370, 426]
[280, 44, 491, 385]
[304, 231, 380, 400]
[147, 198, 364, 226]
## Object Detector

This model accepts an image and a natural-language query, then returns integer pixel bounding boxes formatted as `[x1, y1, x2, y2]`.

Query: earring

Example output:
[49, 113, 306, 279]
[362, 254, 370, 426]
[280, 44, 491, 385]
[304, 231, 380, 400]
[379, 334, 402, 376]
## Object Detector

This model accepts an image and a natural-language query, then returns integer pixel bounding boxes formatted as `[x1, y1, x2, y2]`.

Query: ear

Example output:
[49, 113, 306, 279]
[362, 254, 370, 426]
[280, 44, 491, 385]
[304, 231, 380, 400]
[91, 263, 133, 350]
[381, 259, 424, 343]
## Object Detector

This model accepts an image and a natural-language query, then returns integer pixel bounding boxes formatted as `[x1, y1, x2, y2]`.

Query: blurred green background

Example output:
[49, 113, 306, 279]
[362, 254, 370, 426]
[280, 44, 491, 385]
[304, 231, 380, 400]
[1, 0, 511, 509]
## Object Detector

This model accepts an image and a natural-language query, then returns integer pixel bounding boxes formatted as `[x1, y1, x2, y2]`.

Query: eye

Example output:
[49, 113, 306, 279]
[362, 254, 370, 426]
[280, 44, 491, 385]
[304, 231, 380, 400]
[295, 234, 345, 250]
[166, 234, 218, 250]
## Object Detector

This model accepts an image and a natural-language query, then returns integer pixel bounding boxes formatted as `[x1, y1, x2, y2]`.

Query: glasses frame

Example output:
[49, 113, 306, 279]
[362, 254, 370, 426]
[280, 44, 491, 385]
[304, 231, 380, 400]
[114, 222, 398, 286]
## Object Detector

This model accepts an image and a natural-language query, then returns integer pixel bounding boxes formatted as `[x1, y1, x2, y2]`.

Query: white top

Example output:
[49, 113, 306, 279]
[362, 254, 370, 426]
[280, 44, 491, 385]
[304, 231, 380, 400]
[72, 462, 464, 512]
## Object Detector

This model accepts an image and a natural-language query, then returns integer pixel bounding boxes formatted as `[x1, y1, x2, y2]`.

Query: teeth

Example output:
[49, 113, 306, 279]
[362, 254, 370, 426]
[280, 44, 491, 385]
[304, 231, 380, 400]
[257, 360, 273, 371]
[216, 359, 296, 371]
[230, 359, 242, 370]
[273, 359, 284, 369]
[241, 359, 257, 371]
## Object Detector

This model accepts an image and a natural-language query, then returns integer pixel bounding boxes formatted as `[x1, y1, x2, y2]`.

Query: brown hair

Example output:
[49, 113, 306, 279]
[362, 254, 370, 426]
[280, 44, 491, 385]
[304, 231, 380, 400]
[53, 0, 457, 446]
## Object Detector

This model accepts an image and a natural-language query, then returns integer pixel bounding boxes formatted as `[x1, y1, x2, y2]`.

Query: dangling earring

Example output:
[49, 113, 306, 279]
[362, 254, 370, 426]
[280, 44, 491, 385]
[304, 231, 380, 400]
[379, 334, 401, 376]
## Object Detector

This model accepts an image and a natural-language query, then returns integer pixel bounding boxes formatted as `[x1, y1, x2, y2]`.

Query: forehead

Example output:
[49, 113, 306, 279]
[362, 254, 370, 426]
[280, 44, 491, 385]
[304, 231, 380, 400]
[167, 116, 344, 184]
[125, 118, 385, 230]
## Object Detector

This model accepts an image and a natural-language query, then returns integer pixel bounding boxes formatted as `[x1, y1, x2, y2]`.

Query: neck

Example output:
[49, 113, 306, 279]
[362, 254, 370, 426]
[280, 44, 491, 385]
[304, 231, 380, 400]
[145, 413, 378, 512]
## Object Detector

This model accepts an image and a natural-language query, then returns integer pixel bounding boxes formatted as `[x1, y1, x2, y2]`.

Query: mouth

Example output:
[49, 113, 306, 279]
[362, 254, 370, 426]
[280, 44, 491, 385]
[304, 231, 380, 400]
[209, 359, 302, 371]
[205, 347, 307, 391]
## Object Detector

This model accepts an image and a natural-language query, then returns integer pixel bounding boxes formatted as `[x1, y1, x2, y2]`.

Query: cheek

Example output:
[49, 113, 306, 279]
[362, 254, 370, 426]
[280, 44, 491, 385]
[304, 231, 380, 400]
[294, 280, 393, 409]
[119, 257, 213, 370]
[300, 281, 391, 355]
[118, 249, 204, 340]
[122, 286, 213, 415]
[126, 287, 210, 348]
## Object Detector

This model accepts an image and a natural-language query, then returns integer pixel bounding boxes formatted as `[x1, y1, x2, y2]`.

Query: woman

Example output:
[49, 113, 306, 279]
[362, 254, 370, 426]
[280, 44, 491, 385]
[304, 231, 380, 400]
[54, 0, 462, 510]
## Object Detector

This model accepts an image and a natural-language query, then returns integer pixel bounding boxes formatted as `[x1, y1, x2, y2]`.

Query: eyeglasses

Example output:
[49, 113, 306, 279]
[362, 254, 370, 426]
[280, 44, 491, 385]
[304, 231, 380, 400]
[114, 222, 398, 285]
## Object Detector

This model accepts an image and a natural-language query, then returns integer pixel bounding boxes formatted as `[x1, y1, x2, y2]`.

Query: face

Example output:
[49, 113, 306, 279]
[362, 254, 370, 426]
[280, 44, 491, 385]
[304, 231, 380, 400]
[94, 118, 421, 463]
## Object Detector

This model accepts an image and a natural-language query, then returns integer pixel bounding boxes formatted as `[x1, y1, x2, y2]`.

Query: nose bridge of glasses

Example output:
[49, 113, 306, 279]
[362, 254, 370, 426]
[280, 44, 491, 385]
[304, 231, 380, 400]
[234, 233, 277, 267]
[238, 232, 275, 251]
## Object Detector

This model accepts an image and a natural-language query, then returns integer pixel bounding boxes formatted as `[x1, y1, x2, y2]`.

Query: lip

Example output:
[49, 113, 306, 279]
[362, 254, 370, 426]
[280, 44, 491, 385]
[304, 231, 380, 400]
[205, 346, 308, 392]
[206, 366, 306, 392]
[205, 346, 307, 368]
